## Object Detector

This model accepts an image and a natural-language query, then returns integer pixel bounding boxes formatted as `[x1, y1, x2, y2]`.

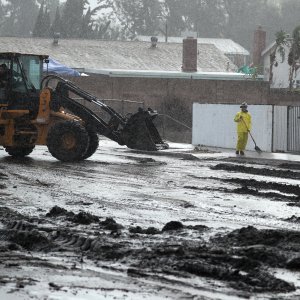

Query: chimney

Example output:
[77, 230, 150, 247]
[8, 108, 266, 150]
[53, 32, 60, 45]
[182, 37, 197, 72]
[252, 26, 266, 66]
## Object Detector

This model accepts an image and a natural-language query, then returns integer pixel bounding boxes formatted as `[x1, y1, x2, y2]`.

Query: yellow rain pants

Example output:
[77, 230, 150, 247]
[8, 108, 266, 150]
[236, 132, 248, 151]
[234, 111, 252, 151]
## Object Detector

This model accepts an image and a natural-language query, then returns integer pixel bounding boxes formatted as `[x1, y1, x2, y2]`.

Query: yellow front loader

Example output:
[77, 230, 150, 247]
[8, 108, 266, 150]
[0, 52, 168, 161]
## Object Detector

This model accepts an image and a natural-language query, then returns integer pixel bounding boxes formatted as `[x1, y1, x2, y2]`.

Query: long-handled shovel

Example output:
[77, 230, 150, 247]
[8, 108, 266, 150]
[241, 118, 262, 153]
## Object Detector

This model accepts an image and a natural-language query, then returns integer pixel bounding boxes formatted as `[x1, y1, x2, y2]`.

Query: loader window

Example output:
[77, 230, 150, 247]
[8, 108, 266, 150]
[6, 57, 40, 112]
[0, 59, 10, 103]
[12, 60, 27, 93]
[18, 55, 42, 91]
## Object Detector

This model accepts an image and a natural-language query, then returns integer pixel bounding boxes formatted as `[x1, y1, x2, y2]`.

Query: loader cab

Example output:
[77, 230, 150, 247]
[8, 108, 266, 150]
[0, 53, 48, 115]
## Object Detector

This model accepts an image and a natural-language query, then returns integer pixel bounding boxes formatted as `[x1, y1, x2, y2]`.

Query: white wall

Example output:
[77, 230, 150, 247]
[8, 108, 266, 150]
[192, 104, 273, 152]
[273, 106, 288, 152]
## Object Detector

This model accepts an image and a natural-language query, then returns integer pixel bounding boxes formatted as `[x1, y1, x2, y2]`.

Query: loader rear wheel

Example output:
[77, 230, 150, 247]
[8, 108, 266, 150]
[81, 131, 99, 160]
[47, 121, 89, 162]
[5, 146, 34, 157]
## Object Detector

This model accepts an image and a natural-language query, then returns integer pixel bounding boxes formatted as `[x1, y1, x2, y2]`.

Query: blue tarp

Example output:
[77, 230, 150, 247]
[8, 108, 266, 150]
[43, 57, 80, 76]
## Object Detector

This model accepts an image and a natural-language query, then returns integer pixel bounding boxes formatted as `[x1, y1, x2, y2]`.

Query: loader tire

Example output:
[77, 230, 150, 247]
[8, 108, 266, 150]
[47, 121, 89, 162]
[5, 146, 34, 157]
[81, 131, 99, 160]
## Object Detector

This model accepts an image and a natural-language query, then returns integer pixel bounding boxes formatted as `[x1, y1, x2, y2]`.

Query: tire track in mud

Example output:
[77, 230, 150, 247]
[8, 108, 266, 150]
[1, 156, 300, 297]
[0, 206, 299, 296]
[219, 178, 300, 195]
[0, 172, 9, 192]
[185, 175, 300, 205]
[184, 163, 300, 205]
[211, 163, 300, 180]
[222, 178, 298, 202]
[279, 162, 300, 170]
[218, 177, 300, 205]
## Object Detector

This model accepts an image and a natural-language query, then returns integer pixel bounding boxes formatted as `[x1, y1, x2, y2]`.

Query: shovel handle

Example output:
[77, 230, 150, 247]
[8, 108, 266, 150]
[240, 118, 256, 145]
[240, 117, 250, 132]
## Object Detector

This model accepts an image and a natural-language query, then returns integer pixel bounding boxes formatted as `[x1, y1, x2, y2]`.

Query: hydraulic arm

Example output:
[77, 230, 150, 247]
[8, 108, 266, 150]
[42, 75, 168, 151]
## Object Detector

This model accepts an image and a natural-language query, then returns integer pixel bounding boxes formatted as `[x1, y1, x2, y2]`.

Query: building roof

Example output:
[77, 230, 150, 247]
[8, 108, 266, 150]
[261, 38, 293, 57]
[0, 52, 48, 59]
[261, 42, 276, 57]
[87, 69, 263, 81]
[0, 36, 237, 73]
[137, 35, 250, 56]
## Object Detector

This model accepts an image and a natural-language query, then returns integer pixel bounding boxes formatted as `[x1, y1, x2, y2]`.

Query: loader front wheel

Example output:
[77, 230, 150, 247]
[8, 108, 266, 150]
[81, 131, 99, 160]
[5, 146, 34, 157]
[47, 121, 89, 162]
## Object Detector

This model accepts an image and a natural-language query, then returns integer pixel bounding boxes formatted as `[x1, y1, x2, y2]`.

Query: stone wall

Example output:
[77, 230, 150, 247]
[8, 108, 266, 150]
[71, 74, 272, 109]
[69, 74, 300, 142]
[268, 89, 300, 106]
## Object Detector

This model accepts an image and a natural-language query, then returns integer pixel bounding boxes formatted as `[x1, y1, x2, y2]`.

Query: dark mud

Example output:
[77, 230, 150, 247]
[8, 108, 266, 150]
[0, 172, 8, 179]
[162, 220, 184, 231]
[279, 163, 300, 170]
[46, 205, 74, 218]
[100, 217, 124, 230]
[0, 172, 8, 190]
[211, 163, 300, 179]
[0, 206, 299, 295]
[46, 205, 100, 224]
[219, 178, 300, 197]
[184, 184, 299, 202]
[285, 215, 300, 223]
[221, 178, 300, 206]
[129, 226, 160, 235]
[185, 175, 300, 204]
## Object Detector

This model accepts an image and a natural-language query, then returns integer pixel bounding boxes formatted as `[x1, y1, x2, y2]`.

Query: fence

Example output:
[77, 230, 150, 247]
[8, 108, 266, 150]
[193, 103, 300, 153]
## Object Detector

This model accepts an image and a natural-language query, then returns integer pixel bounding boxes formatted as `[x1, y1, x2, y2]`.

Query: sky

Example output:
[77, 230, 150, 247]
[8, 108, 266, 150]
[88, 0, 98, 9]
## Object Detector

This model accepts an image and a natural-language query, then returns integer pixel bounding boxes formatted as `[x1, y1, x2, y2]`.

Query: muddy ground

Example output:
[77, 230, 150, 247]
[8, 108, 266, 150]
[0, 141, 300, 299]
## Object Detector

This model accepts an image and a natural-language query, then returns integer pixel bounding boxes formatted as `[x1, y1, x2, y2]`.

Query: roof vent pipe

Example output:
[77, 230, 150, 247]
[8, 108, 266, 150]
[150, 36, 158, 48]
[53, 32, 60, 45]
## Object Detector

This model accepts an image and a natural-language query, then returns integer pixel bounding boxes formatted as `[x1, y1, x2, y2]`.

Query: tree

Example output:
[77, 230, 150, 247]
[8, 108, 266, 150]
[37, 0, 60, 21]
[162, 0, 190, 37]
[33, 2, 51, 37]
[268, 26, 300, 90]
[221, 0, 281, 50]
[50, 6, 62, 37]
[44, 8, 51, 37]
[1, 0, 39, 37]
[162, 0, 225, 38]
[61, 0, 108, 39]
[194, 0, 224, 38]
[0, 3, 6, 30]
[269, 30, 289, 85]
[112, 0, 163, 39]
[288, 26, 300, 89]
[280, 0, 300, 35]
[81, 7, 94, 38]
[61, 0, 89, 38]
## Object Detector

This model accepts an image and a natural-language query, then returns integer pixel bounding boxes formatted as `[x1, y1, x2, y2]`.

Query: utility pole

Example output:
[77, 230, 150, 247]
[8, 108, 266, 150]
[165, 22, 168, 42]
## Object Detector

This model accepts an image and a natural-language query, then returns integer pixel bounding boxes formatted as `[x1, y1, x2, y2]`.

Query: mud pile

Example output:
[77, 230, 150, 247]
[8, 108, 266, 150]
[0, 206, 298, 295]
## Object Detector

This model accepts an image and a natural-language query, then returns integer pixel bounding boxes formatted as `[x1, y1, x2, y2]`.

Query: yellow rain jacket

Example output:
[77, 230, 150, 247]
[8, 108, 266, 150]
[234, 111, 252, 132]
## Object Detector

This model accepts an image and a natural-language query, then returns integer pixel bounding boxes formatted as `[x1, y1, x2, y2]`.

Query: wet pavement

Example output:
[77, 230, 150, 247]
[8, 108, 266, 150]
[170, 142, 300, 162]
[0, 140, 300, 299]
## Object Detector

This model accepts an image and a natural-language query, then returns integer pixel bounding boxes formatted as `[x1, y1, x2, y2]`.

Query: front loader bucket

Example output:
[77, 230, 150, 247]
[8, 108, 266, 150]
[121, 108, 169, 151]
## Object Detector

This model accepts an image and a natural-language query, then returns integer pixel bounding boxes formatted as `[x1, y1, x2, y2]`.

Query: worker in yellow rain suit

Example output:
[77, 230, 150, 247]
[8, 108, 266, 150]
[234, 102, 252, 155]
